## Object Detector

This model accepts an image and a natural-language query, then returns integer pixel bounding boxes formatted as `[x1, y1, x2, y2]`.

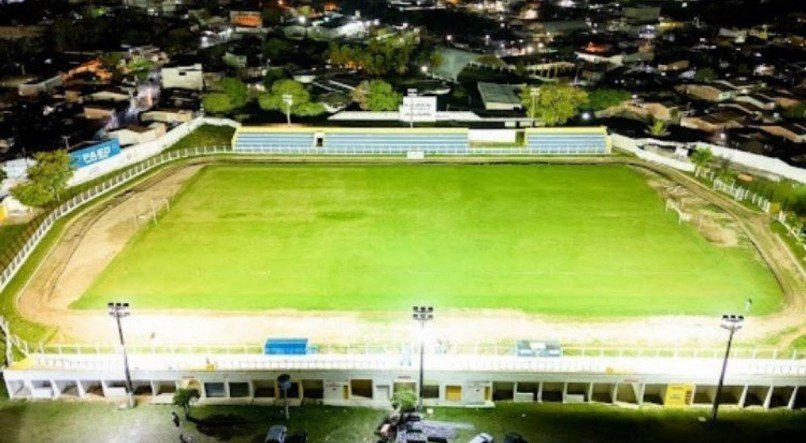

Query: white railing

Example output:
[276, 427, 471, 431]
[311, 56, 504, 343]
[0, 146, 231, 295]
[33, 342, 806, 361]
[24, 352, 806, 379]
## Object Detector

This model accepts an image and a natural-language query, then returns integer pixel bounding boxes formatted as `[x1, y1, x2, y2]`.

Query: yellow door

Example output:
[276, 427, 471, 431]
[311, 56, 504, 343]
[446, 385, 462, 401]
[342, 385, 349, 400]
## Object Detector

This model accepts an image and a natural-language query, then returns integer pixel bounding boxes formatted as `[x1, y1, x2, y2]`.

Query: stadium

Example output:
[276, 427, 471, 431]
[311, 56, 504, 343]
[1, 124, 804, 409]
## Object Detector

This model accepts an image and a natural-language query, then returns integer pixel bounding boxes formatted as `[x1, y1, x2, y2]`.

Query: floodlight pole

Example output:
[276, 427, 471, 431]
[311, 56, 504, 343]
[711, 314, 744, 424]
[108, 302, 135, 408]
[282, 93, 293, 126]
[530, 87, 540, 125]
[412, 306, 433, 412]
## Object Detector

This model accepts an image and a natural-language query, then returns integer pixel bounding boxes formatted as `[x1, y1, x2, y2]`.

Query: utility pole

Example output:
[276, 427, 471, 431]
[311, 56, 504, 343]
[711, 314, 744, 424]
[108, 302, 135, 408]
[412, 306, 434, 412]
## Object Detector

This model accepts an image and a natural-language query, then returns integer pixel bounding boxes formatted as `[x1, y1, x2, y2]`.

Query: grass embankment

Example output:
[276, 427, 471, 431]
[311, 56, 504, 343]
[0, 398, 803, 443]
[77, 163, 782, 316]
[164, 124, 235, 153]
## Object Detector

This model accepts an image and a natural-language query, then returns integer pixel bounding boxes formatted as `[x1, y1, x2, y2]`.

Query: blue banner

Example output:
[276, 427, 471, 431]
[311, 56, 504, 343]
[70, 139, 121, 169]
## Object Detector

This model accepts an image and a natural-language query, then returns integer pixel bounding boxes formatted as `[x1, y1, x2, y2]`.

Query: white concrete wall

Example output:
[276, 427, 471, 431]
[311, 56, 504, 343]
[68, 117, 240, 186]
[610, 133, 695, 172]
[468, 129, 517, 143]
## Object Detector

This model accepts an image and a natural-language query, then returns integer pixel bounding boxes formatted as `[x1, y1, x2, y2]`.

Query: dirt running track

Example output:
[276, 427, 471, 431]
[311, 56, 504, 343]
[14, 157, 806, 347]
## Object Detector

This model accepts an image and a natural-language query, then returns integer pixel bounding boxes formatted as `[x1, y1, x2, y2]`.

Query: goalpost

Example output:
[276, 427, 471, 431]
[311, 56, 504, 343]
[665, 199, 692, 225]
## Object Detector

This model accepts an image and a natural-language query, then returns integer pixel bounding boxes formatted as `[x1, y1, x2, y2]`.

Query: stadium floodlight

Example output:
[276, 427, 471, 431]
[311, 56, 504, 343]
[282, 94, 293, 126]
[108, 302, 134, 408]
[711, 314, 744, 424]
[412, 306, 434, 412]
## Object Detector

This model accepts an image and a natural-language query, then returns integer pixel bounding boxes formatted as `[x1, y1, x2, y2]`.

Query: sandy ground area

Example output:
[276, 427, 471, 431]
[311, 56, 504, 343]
[13, 159, 806, 348]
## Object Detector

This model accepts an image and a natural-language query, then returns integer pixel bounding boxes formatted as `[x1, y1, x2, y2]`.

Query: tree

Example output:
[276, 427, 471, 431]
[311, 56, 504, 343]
[258, 79, 325, 116]
[202, 93, 238, 114]
[11, 150, 73, 207]
[0, 167, 7, 182]
[173, 388, 199, 419]
[219, 78, 249, 108]
[521, 84, 588, 126]
[694, 67, 717, 82]
[391, 388, 417, 412]
[429, 51, 444, 70]
[647, 118, 669, 137]
[586, 88, 631, 111]
[264, 38, 293, 59]
[690, 147, 714, 171]
[160, 28, 196, 53]
[352, 80, 402, 111]
[202, 78, 249, 115]
[263, 67, 287, 90]
[10, 181, 52, 208]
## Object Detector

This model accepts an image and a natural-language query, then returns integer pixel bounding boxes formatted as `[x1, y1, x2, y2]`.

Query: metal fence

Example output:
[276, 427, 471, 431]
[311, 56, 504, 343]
[25, 351, 806, 377]
[33, 342, 806, 361]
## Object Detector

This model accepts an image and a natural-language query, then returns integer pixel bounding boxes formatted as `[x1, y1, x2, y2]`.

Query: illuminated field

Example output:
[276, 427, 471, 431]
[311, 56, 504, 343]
[74, 164, 782, 316]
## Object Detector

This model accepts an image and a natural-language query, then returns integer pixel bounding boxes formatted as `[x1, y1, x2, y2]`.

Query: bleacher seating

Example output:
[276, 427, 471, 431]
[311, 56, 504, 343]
[525, 132, 608, 155]
[233, 131, 315, 151]
[323, 132, 468, 152]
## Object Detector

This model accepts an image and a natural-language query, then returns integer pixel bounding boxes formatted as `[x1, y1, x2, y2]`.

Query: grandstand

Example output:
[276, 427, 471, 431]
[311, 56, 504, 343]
[323, 127, 468, 151]
[232, 126, 611, 155]
[524, 127, 610, 154]
[231, 128, 315, 150]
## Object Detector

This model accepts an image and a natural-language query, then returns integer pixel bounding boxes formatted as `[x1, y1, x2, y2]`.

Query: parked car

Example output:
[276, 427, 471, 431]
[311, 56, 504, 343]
[468, 433, 494, 443]
[264, 425, 287, 443]
[504, 432, 527, 443]
[516, 340, 562, 357]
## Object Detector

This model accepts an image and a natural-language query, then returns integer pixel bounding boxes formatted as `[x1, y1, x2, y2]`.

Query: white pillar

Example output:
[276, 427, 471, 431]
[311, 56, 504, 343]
[587, 383, 594, 403]
[611, 383, 618, 404]
[149, 380, 158, 397]
[787, 386, 798, 410]
[248, 380, 255, 398]
[562, 382, 568, 402]
[634, 383, 645, 406]
[763, 386, 774, 409]
[536, 382, 543, 403]
[738, 385, 748, 408]
[77, 380, 87, 398]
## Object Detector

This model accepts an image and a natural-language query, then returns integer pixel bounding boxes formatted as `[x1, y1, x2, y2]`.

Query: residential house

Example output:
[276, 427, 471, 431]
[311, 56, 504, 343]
[108, 122, 167, 146]
[160, 64, 204, 91]
[681, 110, 747, 132]
[477, 82, 523, 111]
[140, 108, 194, 124]
[675, 83, 736, 102]
[18, 75, 63, 97]
[309, 14, 367, 41]
[734, 93, 777, 111]
[757, 123, 806, 143]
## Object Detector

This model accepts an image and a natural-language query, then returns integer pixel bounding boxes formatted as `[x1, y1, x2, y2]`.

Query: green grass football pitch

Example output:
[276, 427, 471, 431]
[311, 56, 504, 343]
[74, 164, 782, 316]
